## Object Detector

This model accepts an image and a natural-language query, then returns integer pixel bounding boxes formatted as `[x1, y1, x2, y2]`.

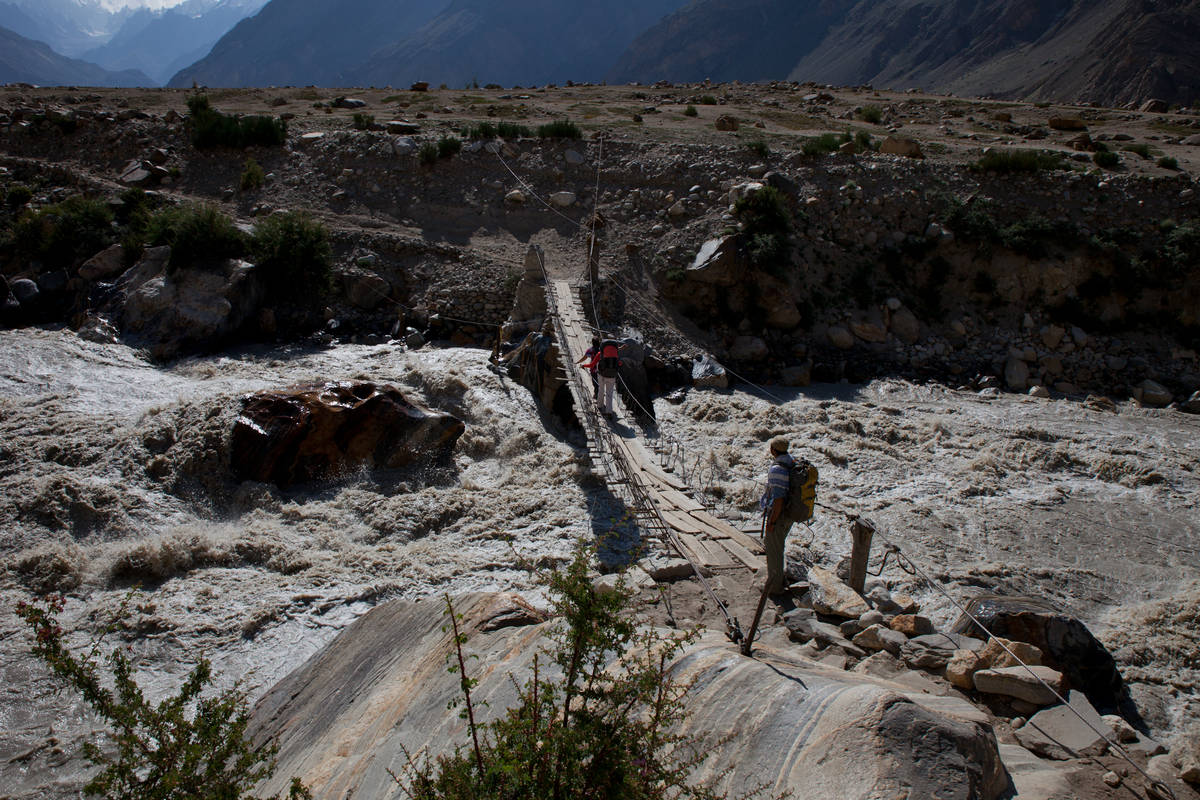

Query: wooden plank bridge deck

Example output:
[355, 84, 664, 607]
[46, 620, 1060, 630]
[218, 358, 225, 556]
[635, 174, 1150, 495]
[547, 279, 765, 574]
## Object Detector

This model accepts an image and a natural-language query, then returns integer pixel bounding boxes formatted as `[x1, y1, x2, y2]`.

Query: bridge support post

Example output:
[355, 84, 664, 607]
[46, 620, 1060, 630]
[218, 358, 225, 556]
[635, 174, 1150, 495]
[848, 518, 875, 595]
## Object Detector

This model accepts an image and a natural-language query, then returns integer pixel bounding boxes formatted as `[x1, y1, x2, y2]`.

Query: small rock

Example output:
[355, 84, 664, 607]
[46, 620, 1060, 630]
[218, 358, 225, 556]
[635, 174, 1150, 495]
[1005, 357, 1030, 391]
[879, 136, 924, 158]
[945, 649, 983, 690]
[859, 609, 884, 627]
[1028, 385, 1050, 398]
[564, 149, 586, 165]
[549, 191, 577, 208]
[979, 637, 1044, 670]
[504, 190, 527, 204]
[805, 565, 870, 619]
[1139, 379, 1173, 407]
[1102, 714, 1138, 744]
[901, 632, 983, 671]
[638, 555, 696, 581]
[828, 326, 855, 350]
[853, 624, 908, 656]
[1181, 762, 1200, 784]
[10, 278, 38, 305]
[889, 614, 933, 637]
[1102, 771, 1121, 788]
[1014, 690, 1108, 759]
[715, 115, 739, 131]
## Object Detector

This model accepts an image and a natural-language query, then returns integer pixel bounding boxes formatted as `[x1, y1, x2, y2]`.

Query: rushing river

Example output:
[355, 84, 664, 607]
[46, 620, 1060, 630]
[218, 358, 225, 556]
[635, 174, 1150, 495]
[1, 327, 1197, 797]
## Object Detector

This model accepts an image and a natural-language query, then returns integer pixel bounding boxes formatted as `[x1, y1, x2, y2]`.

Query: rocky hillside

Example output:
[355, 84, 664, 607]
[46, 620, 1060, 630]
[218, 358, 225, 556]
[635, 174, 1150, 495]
[612, 0, 1200, 108]
[0, 25, 151, 87]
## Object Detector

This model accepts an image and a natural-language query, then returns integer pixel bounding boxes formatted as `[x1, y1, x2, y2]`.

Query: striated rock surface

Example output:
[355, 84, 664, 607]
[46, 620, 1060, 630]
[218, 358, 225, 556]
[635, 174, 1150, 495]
[231, 382, 464, 488]
[249, 593, 1009, 800]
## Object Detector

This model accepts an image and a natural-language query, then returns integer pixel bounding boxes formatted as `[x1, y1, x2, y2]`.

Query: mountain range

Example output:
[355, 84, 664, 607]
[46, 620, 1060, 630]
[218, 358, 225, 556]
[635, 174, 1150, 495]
[2, 0, 1197, 107]
[0, 24, 151, 86]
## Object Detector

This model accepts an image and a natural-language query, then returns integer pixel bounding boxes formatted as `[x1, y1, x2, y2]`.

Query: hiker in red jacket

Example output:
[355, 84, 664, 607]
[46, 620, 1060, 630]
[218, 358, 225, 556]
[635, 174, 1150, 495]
[583, 336, 621, 417]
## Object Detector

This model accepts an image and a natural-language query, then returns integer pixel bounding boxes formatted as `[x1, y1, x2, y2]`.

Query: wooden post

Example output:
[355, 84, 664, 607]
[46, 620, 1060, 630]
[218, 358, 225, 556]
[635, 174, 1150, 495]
[848, 518, 875, 595]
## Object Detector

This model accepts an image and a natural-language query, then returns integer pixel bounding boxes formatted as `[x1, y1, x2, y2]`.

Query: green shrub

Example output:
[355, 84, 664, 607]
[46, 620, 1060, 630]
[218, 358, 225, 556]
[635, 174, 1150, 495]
[12, 194, 115, 268]
[972, 148, 1063, 172]
[17, 595, 312, 800]
[1122, 142, 1151, 159]
[859, 104, 883, 124]
[187, 94, 287, 149]
[240, 157, 266, 191]
[1093, 150, 1120, 168]
[537, 119, 582, 139]
[463, 121, 532, 140]
[437, 135, 462, 158]
[352, 112, 375, 130]
[390, 544, 758, 800]
[699, 95, 718, 105]
[146, 203, 246, 270]
[419, 142, 440, 166]
[854, 130, 874, 151]
[251, 211, 332, 302]
[747, 140, 770, 159]
[734, 185, 792, 275]
[6, 183, 32, 208]
[1163, 222, 1200, 274]
[1158, 156, 1180, 170]
[801, 132, 849, 156]
[683, 105, 698, 117]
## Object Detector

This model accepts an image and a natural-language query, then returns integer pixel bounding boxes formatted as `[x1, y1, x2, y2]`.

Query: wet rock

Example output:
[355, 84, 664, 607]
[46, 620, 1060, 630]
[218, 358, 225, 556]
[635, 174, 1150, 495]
[75, 313, 119, 344]
[11, 278, 39, 305]
[405, 331, 425, 349]
[950, 594, 1124, 712]
[1005, 357, 1030, 391]
[853, 624, 907, 655]
[828, 326, 855, 350]
[1014, 690, 1107, 759]
[974, 666, 1064, 706]
[691, 354, 729, 389]
[78, 244, 126, 281]
[345, 272, 391, 310]
[780, 364, 811, 387]
[36, 269, 68, 295]
[804, 566, 870, 619]
[889, 614, 933, 637]
[1185, 391, 1200, 413]
[1138, 379, 1172, 407]
[231, 382, 464, 488]
[251, 596, 1008, 800]
[901, 632, 984, 671]
[1028, 385, 1050, 398]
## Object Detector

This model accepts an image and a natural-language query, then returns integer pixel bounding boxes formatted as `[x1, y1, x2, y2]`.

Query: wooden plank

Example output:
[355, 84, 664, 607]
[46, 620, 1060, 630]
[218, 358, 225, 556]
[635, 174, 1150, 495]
[658, 507, 706, 536]
[719, 537, 764, 570]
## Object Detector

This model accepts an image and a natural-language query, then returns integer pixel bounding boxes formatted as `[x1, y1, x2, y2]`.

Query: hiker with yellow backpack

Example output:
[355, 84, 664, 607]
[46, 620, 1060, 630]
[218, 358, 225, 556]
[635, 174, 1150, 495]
[759, 436, 818, 597]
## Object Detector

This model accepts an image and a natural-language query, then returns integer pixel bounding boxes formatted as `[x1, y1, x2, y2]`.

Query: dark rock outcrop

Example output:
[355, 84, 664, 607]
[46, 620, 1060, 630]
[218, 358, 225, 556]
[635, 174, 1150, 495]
[230, 382, 464, 487]
[951, 594, 1125, 713]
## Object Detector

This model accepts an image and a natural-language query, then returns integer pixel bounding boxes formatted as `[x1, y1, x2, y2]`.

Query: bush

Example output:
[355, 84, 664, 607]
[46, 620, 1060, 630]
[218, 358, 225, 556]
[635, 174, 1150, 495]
[859, 104, 883, 124]
[391, 544, 764, 800]
[747, 140, 770, 159]
[12, 194, 115, 268]
[352, 112, 375, 130]
[251, 211, 332, 302]
[699, 95, 718, 105]
[419, 142, 440, 166]
[187, 94, 287, 149]
[683, 105, 698, 117]
[536, 119, 582, 139]
[437, 135, 462, 158]
[800, 132, 849, 156]
[240, 157, 266, 191]
[6, 183, 32, 208]
[734, 185, 792, 275]
[1122, 142, 1151, 159]
[145, 203, 246, 270]
[854, 130, 874, 151]
[1093, 150, 1120, 168]
[1158, 156, 1180, 170]
[17, 595, 310, 800]
[463, 121, 532, 140]
[972, 148, 1064, 172]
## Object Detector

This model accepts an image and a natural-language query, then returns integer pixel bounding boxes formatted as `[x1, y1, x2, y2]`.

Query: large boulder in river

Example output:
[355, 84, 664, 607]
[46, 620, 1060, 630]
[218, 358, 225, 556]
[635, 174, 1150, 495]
[248, 593, 1009, 800]
[687, 236, 745, 287]
[951, 594, 1124, 713]
[231, 382, 464, 488]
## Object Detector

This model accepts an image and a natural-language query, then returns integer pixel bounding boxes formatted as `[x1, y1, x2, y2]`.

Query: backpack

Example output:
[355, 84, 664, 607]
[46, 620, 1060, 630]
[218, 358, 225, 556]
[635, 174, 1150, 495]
[598, 340, 620, 378]
[780, 457, 818, 525]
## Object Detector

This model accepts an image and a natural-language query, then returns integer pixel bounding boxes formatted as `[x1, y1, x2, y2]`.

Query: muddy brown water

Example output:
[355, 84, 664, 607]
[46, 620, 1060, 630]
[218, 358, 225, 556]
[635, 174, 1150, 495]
[0, 328, 1196, 797]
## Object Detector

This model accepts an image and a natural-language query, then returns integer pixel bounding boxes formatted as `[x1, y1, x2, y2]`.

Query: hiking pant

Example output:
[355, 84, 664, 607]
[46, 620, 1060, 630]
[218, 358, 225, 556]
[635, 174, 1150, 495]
[599, 375, 616, 414]
[589, 370, 598, 400]
[764, 519, 793, 594]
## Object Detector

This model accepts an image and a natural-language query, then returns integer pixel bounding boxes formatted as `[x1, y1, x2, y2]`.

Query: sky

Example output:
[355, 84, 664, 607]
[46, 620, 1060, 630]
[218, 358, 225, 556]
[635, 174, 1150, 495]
[97, 0, 189, 9]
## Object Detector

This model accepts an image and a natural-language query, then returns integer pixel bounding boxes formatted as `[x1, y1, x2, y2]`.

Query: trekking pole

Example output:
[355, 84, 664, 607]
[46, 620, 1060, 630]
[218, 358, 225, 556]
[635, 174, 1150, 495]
[740, 516, 771, 657]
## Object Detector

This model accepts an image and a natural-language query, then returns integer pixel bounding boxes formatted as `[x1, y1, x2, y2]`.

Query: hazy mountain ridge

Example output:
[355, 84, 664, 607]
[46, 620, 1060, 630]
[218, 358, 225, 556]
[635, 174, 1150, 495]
[0, 24, 152, 86]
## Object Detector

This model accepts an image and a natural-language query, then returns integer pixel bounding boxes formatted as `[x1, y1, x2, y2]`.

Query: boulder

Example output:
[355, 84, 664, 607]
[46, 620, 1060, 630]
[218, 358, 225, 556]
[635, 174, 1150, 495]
[121, 254, 262, 360]
[1182, 134, 1200, 146]
[828, 326, 855, 350]
[249, 595, 1009, 800]
[508, 245, 548, 326]
[973, 666, 1064, 706]
[691, 354, 729, 389]
[945, 649, 984, 690]
[501, 331, 563, 410]
[391, 136, 417, 155]
[879, 136, 924, 158]
[1048, 117, 1087, 131]
[1040, 324, 1066, 349]
[119, 160, 155, 186]
[1140, 99, 1169, 113]
[638, 555, 695, 581]
[850, 320, 887, 343]
[1014, 690, 1108, 759]
[564, 149, 586, 165]
[11, 277, 39, 305]
[1004, 357, 1030, 391]
[889, 307, 920, 344]
[687, 236, 744, 286]
[889, 614, 934, 637]
[549, 191, 577, 208]
[231, 382, 464, 488]
[714, 114, 739, 131]
[386, 121, 420, 134]
[853, 624, 908, 656]
[805, 565, 870, 619]
[780, 364, 811, 387]
[75, 313, 119, 344]
[783, 609, 867, 657]
[332, 96, 367, 108]
[1138, 379, 1172, 406]
[901, 632, 984, 671]
[1101, 714, 1139, 744]
[345, 272, 391, 310]
[1187, 391, 1200, 413]
[729, 336, 768, 361]
[504, 190, 527, 204]
[78, 244, 127, 281]
[950, 594, 1125, 712]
